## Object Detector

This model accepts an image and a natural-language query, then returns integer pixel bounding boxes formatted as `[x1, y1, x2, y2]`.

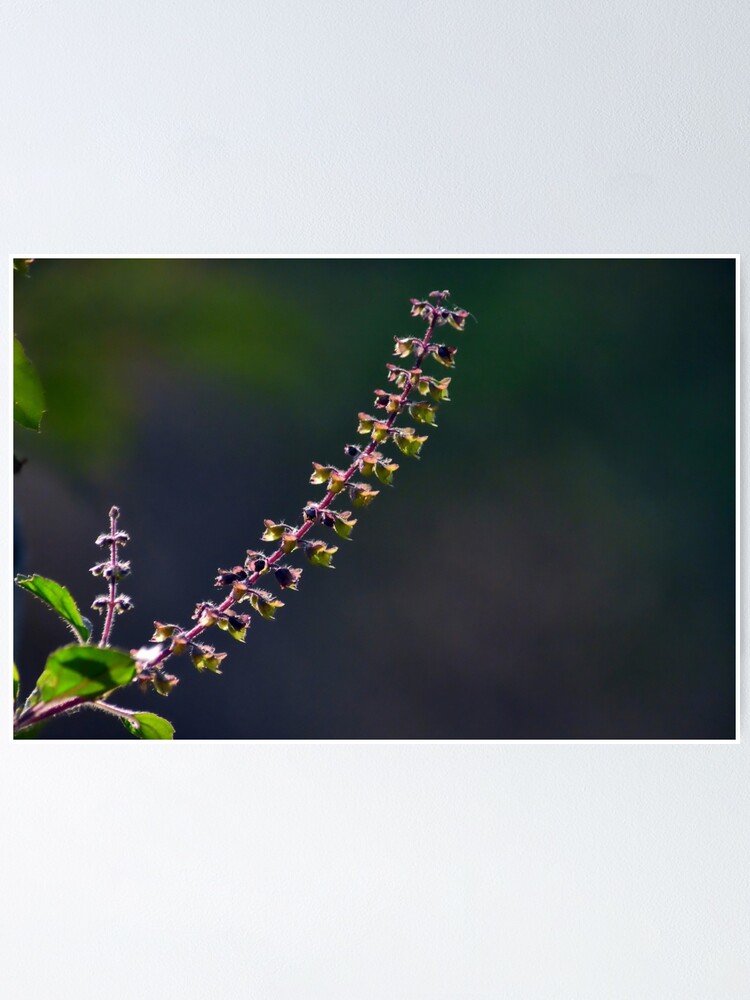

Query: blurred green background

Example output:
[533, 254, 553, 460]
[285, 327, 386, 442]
[13, 258, 736, 739]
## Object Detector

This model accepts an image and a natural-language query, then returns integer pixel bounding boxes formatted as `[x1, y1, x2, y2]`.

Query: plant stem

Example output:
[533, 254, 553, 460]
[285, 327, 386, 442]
[14, 695, 89, 733]
[99, 506, 120, 648]
[145, 305, 441, 672]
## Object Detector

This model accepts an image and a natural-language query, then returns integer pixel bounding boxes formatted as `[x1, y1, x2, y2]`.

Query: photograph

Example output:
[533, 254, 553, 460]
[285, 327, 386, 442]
[12, 256, 736, 740]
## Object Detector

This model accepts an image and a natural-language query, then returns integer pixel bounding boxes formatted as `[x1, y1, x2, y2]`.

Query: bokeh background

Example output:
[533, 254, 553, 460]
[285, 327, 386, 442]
[13, 257, 736, 739]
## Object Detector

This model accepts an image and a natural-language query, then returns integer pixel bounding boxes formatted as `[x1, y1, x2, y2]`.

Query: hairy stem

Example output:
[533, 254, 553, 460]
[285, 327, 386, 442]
[145, 303, 441, 672]
[99, 506, 120, 647]
[15, 695, 89, 733]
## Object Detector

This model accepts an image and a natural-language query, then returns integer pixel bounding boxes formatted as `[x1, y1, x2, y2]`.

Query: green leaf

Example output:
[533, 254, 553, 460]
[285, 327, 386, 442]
[120, 712, 175, 739]
[15, 724, 42, 739]
[36, 645, 136, 703]
[14, 338, 46, 431]
[13, 663, 20, 702]
[15, 574, 92, 642]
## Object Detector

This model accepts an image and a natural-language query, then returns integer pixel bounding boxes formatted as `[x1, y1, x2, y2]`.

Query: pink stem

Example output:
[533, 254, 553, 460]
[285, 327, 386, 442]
[145, 303, 441, 671]
[99, 507, 120, 648]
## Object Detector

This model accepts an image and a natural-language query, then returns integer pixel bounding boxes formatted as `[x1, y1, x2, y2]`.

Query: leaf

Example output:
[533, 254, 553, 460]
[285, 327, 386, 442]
[36, 645, 136, 703]
[15, 724, 42, 739]
[120, 712, 175, 739]
[15, 574, 92, 642]
[14, 338, 46, 431]
[13, 663, 20, 702]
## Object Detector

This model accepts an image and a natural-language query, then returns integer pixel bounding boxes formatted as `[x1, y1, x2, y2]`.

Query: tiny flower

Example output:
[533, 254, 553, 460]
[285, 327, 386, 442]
[327, 470, 347, 494]
[430, 343, 458, 368]
[371, 420, 391, 443]
[151, 622, 178, 641]
[302, 540, 338, 568]
[417, 375, 451, 402]
[95, 530, 130, 547]
[171, 633, 191, 656]
[115, 594, 134, 613]
[393, 337, 420, 359]
[344, 443, 361, 458]
[359, 450, 383, 476]
[281, 532, 298, 554]
[274, 565, 302, 590]
[91, 595, 109, 613]
[191, 644, 227, 673]
[217, 612, 251, 642]
[408, 401, 438, 426]
[374, 459, 399, 486]
[198, 606, 219, 628]
[373, 390, 402, 414]
[261, 520, 293, 542]
[215, 567, 248, 587]
[243, 588, 285, 620]
[153, 669, 180, 696]
[385, 364, 415, 389]
[103, 560, 131, 580]
[393, 427, 428, 458]
[348, 482, 379, 508]
[245, 550, 269, 574]
[329, 511, 357, 539]
[303, 504, 319, 522]
[448, 309, 470, 331]
[310, 463, 333, 485]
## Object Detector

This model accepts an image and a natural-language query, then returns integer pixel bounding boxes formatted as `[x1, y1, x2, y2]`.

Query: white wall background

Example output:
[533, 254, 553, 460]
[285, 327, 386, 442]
[2, 2, 746, 998]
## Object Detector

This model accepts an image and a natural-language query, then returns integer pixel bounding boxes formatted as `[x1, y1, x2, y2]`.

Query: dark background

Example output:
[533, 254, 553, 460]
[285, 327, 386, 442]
[13, 258, 736, 739]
